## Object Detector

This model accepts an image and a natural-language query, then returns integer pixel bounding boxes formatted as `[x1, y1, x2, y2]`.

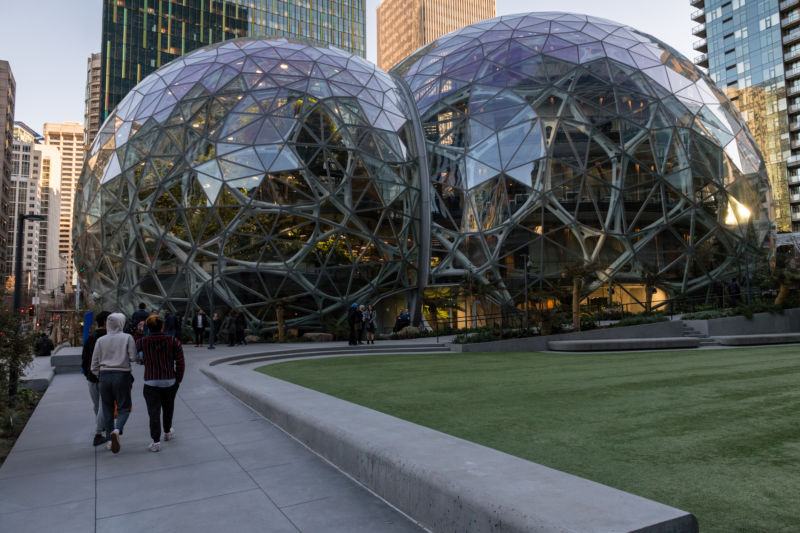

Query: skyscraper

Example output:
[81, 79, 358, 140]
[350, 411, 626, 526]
[9, 128, 44, 295]
[99, 0, 366, 122]
[85, 53, 102, 149]
[44, 122, 84, 291]
[376, 0, 494, 71]
[0, 60, 15, 279]
[692, 0, 797, 232]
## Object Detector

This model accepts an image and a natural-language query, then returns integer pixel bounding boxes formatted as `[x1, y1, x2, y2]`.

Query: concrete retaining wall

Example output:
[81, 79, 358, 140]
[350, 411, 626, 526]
[548, 337, 699, 352]
[203, 364, 698, 533]
[452, 321, 684, 353]
[50, 347, 82, 374]
[704, 309, 800, 336]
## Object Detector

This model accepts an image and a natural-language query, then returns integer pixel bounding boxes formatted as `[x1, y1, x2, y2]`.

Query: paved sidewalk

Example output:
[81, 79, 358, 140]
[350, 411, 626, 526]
[0, 344, 425, 533]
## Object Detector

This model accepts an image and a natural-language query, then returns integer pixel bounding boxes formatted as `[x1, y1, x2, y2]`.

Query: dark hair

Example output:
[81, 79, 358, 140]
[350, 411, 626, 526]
[96, 311, 111, 327]
[145, 315, 164, 332]
[139, 303, 146, 310]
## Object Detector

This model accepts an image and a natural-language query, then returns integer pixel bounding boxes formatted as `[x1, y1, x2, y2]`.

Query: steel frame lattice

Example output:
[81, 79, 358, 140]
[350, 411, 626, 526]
[392, 12, 773, 306]
[75, 12, 774, 328]
[75, 38, 423, 328]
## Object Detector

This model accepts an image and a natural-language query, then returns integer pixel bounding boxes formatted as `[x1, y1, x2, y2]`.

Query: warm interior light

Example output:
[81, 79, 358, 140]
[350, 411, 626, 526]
[279, 63, 289, 70]
[725, 196, 752, 225]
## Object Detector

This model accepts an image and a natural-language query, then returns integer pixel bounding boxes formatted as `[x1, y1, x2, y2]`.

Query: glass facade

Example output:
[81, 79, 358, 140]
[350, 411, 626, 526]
[77, 38, 422, 328]
[76, 14, 774, 329]
[693, 0, 797, 232]
[393, 12, 773, 307]
[100, 0, 366, 124]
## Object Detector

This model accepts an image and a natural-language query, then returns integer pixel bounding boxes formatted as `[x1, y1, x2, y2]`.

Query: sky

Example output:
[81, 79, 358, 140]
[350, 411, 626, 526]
[0, 0, 695, 134]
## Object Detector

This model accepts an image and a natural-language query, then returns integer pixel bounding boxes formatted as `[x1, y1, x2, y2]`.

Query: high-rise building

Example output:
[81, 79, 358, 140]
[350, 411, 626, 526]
[44, 122, 84, 290]
[691, 0, 799, 232]
[99, 0, 366, 122]
[36, 144, 63, 299]
[0, 60, 15, 279]
[85, 53, 102, 149]
[9, 123, 64, 305]
[9, 130, 44, 295]
[376, 0, 494, 71]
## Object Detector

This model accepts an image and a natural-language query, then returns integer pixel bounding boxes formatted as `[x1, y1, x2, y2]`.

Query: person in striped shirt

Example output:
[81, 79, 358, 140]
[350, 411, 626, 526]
[137, 315, 185, 452]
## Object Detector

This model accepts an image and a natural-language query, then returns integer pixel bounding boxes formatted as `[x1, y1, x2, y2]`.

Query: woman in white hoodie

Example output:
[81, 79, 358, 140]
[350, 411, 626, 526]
[90, 313, 137, 453]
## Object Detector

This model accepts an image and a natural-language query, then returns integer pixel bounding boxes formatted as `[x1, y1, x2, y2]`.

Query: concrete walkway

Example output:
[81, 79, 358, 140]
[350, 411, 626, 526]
[0, 342, 430, 533]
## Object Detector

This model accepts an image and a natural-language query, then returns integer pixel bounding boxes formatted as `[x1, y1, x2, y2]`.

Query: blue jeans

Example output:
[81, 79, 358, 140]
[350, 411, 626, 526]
[88, 381, 105, 434]
[99, 371, 133, 436]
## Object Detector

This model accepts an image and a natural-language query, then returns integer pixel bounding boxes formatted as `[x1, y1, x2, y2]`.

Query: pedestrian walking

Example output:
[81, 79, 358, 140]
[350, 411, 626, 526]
[131, 303, 149, 331]
[347, 303, 360, 345]
[137, 315, 185, 452]
[234, 310, 247, 345]
[357, 304, 366, 344]
[191, 309, 208, 346]
[363, 305, 377, 344]
[222, 312, 235, 346]
[164, 308, 178, 339]
[90, 313, 137, 454]
[81, 311, 110, 446]
[210, 312, 221, 346]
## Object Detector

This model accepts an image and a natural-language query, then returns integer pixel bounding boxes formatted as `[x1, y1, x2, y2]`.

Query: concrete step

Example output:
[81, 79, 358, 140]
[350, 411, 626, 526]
[228, 345, 451, 366]
[212, 343, 449, 366]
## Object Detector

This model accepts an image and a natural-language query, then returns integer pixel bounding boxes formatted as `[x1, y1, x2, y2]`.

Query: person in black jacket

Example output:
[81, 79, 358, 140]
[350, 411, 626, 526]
[35, 333, 54, 357]
[130, 303, 149, 331]
[81, 311, 110, 446]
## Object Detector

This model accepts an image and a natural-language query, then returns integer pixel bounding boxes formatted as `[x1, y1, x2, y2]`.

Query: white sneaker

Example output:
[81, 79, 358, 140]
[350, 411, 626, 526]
[163, 428, 175, 441]
[148, 442, 160, 452]
[105, 440, 112, 451]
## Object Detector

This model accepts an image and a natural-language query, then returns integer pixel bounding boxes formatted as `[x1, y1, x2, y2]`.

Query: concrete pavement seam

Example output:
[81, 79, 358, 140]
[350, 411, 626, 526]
[178, 383, 304, 533]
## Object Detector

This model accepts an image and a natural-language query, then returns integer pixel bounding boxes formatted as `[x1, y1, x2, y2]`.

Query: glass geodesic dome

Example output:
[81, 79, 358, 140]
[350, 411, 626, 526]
[392, 12, 773, 306]
[74, 38, 423, 327]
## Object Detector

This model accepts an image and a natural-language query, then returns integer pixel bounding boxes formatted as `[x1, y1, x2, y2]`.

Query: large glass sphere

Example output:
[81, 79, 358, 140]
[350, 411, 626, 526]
[74, 38, 422, 327]
[393, 12, 773, 302]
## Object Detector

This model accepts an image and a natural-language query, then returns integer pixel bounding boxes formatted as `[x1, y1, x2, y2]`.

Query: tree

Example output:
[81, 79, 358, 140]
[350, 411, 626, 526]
[564, 260, 601, 332]
[0, 309, 35, 410]
[774, 248, 800, 307]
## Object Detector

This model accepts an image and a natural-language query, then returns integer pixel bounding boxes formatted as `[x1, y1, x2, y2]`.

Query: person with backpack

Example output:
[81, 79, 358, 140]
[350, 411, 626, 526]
[90, 313, 137, 453]
[81, 311, 110, 446]
[137, 314, 185, 452]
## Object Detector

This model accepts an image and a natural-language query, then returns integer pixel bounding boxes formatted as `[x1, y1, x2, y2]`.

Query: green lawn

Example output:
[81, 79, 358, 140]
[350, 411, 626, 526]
[258, 347, 800, 532]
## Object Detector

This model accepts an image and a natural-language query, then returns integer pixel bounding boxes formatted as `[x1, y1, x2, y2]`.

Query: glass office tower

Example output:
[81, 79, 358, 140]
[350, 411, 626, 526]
[692, 0, 799, 232]
[99, 0, 366, 124]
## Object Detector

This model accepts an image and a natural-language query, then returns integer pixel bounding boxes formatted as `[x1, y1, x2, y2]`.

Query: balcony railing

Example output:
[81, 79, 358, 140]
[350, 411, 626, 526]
[691, 8, 705, 22]
[788, 84, 800, 95]
[694, 53, 708, 66]
[693, 38, 707, 52]
[690, 0, 704, 7]
[781, 0, 800, 11]
[786, 48, 800, 61]
[789, 172, 800, 183]
[693, 23, 707, 37]
[782, 11, 800, 28]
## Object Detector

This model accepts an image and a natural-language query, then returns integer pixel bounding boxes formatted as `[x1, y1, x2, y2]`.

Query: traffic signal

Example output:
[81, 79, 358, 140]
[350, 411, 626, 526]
[28, 306, 35, 317]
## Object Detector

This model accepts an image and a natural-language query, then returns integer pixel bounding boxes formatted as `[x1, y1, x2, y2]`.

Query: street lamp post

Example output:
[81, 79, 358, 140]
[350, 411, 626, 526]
[9, 213, 46, 408]
[208, 263, 216, 350]
[522, 253, 529, 335]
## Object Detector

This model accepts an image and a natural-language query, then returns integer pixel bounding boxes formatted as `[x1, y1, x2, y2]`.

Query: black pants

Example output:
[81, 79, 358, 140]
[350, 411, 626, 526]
[193, 328, 205, 345]
[143, 383, 179, 443]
